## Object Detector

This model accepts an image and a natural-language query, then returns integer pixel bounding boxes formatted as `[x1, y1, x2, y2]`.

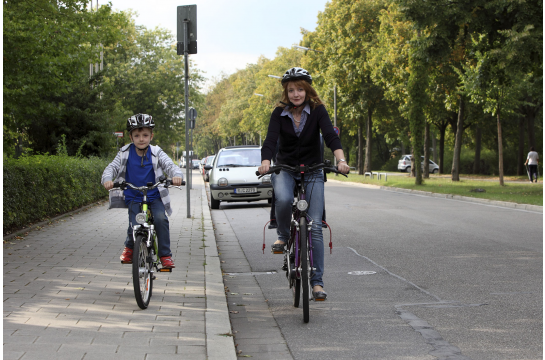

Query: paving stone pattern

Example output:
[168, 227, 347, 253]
[4, 175, 235, 360]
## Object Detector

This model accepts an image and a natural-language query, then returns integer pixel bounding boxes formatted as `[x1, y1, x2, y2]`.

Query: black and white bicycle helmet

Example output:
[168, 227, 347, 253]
[127, 113, 155, 133]
[281, 67, 312, 85]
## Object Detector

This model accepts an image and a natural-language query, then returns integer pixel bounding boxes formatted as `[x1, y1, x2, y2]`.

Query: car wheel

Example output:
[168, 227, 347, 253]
[405, 167, 411, 173]
[432, 169, 438, 174]
[210, 194, 220, 209]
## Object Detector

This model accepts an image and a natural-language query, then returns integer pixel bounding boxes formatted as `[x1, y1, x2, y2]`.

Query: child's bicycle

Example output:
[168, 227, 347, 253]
[110, 176, 184, 309]
[257, 160, 347, 323]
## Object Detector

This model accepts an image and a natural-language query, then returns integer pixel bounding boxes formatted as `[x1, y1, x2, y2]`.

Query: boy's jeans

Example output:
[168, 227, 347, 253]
[125, 200, 171, 258]
[272, 170, 325, 288]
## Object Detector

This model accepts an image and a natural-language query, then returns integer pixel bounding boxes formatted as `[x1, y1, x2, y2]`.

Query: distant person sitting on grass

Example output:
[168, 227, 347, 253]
[101, 114, 183, 268]
[524, 147, 539, 183]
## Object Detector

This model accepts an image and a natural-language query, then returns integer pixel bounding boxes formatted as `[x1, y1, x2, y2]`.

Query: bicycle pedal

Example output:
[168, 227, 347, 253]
[120, 260, 132, 264]
[158, 268, 172, 272]
[314, 298, 326, 302]
[272, 250, 284, 254]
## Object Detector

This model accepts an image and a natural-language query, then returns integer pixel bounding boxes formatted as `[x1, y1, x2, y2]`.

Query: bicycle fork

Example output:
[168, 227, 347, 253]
[292, 217, 316, 276]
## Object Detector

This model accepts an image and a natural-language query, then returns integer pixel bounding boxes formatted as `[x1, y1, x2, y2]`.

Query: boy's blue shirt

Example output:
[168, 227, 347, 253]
[101, 143, 183, 216]
[124, 145, 160, 205]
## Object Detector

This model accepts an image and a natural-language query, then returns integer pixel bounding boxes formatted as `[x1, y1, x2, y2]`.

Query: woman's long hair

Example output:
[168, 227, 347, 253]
[277, 79, 324, 111]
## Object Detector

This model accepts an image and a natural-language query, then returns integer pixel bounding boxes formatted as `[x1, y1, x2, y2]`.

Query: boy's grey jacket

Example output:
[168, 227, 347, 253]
[101, 144, 183, 216]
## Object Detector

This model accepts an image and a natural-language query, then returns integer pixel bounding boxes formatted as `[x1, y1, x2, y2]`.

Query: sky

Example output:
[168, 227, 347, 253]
[106, 0, 330, 89]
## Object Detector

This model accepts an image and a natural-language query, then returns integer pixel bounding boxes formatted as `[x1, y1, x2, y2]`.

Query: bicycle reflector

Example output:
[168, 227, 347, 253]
[135, 212, 147, 224]
[297, 200, 308, 211]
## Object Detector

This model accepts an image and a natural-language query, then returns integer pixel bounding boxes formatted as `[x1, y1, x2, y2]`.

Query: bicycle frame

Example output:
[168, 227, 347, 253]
[289, 171, 313, 277]
[131, 190, 162, 271]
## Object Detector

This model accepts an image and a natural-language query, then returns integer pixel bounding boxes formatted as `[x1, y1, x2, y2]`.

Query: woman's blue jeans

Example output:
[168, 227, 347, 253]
[125, 200, 172, 258]
[272, 170, 325, 288]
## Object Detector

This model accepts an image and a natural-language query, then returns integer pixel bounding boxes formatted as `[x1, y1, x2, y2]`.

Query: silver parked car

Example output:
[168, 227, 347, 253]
[398, 155, 439, 174]
[206, 145, 273, 209]
[203, 155, 215, 182]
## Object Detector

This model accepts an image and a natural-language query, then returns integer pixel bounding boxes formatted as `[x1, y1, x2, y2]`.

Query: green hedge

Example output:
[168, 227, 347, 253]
[4, 155, 110, 233]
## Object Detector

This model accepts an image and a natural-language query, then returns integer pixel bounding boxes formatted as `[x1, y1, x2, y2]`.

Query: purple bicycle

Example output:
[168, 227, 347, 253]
[257, 160, 346, 323]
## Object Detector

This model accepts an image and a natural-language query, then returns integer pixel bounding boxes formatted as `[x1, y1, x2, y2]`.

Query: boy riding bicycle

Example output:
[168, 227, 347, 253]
[101, 114, 183, 268]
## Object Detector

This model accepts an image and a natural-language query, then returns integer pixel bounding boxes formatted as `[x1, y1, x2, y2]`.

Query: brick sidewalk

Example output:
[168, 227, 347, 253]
[3, 173, 235, 360]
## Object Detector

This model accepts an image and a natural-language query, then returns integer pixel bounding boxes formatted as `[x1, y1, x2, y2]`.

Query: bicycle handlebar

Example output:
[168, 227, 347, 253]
[110, 176, 185, 192]
[255, 162, 348, 178]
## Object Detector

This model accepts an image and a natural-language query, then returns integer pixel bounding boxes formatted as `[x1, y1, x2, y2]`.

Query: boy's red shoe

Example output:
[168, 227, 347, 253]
[120, 247, 133, 263]
[160, 256, 175, 268]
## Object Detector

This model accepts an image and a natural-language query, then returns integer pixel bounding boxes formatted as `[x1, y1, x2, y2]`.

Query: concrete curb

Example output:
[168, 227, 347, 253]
[202, 187, 237, 360]
[327, 179, 543, 213]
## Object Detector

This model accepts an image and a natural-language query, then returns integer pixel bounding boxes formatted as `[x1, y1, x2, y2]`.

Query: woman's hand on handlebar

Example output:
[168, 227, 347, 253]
[258, 160, 271, 175]
[337, 161, 350, 174]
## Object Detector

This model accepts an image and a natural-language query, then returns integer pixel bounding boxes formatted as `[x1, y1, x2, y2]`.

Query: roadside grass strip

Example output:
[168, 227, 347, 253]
[334, 173, 543, 206]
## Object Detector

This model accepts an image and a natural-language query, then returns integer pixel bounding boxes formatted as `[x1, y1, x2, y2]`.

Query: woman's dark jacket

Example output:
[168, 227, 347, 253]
[261, 104, 342, 166]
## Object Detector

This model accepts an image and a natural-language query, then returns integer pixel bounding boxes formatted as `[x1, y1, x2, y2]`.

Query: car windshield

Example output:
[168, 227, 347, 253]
[206, 156, 215, 165]
[217, 149, 261, 167]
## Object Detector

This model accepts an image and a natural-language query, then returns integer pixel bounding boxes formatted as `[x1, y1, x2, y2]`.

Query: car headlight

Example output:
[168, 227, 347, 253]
[261, 175, 271, 184]
[218, 177, 228, 186]
[296, 200, 308, 211]
[135, 212, 147, 224]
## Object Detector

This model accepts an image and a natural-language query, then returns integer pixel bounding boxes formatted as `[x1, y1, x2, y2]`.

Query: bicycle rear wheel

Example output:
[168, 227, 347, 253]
[133, 233, 153, 309]
[300, 217, 310, 323]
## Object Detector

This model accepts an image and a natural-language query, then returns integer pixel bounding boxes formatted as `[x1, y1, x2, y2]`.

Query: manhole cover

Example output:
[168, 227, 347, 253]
[348, 271, 376, 275]
[224, 271, 277, 276]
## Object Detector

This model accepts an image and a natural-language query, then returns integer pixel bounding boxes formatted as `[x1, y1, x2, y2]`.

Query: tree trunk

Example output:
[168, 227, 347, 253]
[498, 112, 504, 186]
[358, 121, 364, 175]
[526, 101, 536, 150]
[474, 125, 481, 174]
[410, 147, 415, 177]
[424, 122, 430, 178]
[451, 98, 465, 181]
[363, 107, 373, 173]
[434, 119, 449, 174]
[517, 116, 525, 175]
[432, 130, 437, 163]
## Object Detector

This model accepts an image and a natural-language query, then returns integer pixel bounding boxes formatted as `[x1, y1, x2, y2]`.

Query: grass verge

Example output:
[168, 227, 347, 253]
[331, 173, 543, 206]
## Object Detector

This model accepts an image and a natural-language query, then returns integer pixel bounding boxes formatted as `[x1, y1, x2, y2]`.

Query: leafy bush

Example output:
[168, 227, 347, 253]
[380, 156, 400, 172]
[3, 155, 109, 233]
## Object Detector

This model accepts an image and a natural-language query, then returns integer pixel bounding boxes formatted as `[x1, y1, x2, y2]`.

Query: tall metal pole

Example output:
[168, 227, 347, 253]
[184, 20, 191, 218]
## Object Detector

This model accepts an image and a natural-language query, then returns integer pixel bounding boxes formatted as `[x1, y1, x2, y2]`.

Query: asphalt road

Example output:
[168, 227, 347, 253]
[213, 180, 542, 360]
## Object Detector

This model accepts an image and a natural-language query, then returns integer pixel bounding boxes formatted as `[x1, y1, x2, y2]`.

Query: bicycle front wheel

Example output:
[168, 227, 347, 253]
[291, 249, 301, 308]
[300, 217, 310, 323]
[133, 233, 153, 309]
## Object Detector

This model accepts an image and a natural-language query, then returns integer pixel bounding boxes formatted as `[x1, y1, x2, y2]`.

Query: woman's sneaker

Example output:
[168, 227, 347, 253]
[271, 241, 285, 254]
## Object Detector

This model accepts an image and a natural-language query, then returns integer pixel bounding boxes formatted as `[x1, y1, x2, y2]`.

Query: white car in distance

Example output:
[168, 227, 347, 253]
[206, 146, 273, 209]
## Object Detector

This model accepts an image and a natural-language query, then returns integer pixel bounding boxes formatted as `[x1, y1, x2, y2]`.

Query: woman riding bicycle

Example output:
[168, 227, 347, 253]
[258, 67, 350, 300]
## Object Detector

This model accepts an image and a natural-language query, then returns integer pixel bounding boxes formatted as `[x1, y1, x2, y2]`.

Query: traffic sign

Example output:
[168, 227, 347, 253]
[188, 107, 197, 120]
[113, 132, 124, 138]
[333, 126, 340, 136]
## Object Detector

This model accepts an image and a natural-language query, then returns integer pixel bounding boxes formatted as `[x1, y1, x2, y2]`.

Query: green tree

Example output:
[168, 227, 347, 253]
[302, 0, 387, 174]
[3, 0, 128, 156]
[103, 24, 204, 152]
